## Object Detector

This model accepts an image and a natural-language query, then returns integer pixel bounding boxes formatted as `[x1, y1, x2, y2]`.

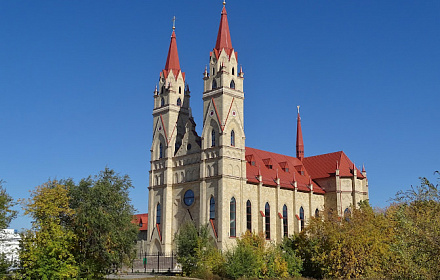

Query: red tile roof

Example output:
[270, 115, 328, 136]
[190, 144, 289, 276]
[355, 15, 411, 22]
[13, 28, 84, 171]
[132, 213, 148, 231]
[245, 147, 325, 194]
[303, 151, 365, 179]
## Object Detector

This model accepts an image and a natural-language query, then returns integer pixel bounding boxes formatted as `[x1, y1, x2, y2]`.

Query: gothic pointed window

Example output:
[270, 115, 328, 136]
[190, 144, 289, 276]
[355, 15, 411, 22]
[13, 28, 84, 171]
[283, 204, 288, 237]
[299, 207, 305, 231]
[265, 202, 270, 240]
[210, 196, 215, 220]
[246, 200, 251, 231]
[230, 80, 235, 89]
[211, 130, 216, 147]
[344, 208, 351, 221]
[212, 79, 217, 90]
[179, 86, 182, 94]
[160, 97, 165, 107]
[230, 130, 235, 146]
[156, 203, 161, 225]
[159, 142, 163, 159]
[230, 197, 236, 237]
[232, 67, 235, 75]
[177, 98, 182, 106]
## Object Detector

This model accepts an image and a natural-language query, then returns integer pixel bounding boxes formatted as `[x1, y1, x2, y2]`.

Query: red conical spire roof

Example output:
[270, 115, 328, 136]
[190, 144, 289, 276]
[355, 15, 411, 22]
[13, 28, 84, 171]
[162, 25, 184, 81]
[165, 30, 180, 71]
[215, 4, 233, 56]
[296, 106, 304, 161]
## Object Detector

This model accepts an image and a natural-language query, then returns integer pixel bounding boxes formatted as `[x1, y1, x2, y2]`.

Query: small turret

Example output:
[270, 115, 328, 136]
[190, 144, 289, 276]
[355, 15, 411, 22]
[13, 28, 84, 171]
[296, 106, 304, 161]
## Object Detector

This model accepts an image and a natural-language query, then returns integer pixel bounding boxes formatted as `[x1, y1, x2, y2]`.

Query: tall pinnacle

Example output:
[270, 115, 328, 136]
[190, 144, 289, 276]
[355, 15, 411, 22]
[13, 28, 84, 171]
[296, 106, 304, 161]
[163, 18, 182, 80]
[215, 4, 233, 55]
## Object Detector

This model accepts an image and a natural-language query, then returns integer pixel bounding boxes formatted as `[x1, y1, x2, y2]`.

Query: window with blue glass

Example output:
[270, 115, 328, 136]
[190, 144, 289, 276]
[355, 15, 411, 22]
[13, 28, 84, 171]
[210, 196, 215, 220]
[156, 203, 161, 224]
[230, 197, 236, 237]
[184, 189, 195, 206]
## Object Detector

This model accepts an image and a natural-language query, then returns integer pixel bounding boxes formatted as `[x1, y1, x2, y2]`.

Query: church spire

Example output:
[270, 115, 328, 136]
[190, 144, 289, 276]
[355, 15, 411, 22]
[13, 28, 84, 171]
[215, 3, 233, 56]
[296, 106, 304, 161]
[163, 17, 182, 80]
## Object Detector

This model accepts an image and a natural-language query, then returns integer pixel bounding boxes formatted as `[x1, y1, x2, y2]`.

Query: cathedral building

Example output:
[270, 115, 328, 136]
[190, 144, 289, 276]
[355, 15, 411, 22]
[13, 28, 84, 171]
[146, 4, 368, 254]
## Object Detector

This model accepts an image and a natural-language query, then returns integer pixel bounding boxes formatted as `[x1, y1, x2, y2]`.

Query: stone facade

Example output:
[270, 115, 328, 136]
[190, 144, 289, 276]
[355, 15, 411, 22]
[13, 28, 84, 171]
[146, 5, 368, 254]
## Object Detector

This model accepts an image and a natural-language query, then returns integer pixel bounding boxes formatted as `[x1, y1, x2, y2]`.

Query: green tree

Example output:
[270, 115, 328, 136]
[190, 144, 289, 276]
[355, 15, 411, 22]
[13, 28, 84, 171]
[67, 168, 138, 279]
[18, 181, 78, 280]
[0, 180, 17, 276]
[225, 231, 290, 279]
[175, 222, 224, 278]
[0, 180, 17, 229]
[388, 173, 440, 280]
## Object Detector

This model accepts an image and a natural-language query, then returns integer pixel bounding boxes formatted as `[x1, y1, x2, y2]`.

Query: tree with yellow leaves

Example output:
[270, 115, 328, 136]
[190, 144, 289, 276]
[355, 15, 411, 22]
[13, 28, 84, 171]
[18, 181, 78, 279]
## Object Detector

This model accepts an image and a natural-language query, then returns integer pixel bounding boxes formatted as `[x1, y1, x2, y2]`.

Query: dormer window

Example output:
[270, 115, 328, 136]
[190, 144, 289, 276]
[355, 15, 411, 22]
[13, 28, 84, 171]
[279, 162, 289, 172]
[263, 158, 273, 169]
[246, 155, 256, 166]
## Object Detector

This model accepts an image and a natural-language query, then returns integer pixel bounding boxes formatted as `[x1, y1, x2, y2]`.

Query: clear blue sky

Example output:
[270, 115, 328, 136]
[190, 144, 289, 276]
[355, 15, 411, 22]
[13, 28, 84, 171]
[1, 1, 439, 230]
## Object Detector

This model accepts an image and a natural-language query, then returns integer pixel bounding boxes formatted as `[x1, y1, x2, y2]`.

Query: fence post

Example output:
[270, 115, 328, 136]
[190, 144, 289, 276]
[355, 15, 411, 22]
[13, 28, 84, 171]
[144, 252, 147, 273]
[157, 251, 160, 272]
[171, 250, 174, 272]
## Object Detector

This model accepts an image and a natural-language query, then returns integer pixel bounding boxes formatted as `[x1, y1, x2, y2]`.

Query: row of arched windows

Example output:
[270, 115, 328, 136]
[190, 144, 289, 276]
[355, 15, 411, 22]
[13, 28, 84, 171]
[175, 195, 321, 239]
[159, 97, 182, 107]
[226, 199, 313, 239]
[211, 129, 236, 147]
[211, 79, 236, 90]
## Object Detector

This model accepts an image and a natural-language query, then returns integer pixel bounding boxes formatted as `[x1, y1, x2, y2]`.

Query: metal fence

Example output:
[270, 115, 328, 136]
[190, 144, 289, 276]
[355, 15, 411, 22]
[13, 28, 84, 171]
[129, 252, 181, 273]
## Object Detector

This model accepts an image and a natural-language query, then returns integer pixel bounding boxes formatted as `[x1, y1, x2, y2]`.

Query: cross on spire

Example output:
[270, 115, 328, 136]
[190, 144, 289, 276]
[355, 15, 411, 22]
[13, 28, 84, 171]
[172, 16, 176, 30]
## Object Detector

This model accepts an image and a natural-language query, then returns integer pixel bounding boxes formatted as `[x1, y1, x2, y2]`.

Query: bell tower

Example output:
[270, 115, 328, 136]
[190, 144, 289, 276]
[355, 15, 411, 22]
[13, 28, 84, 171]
[200, 3, 246, 244]
[202, 3, 245, 150]
[148, 20, 193, 253]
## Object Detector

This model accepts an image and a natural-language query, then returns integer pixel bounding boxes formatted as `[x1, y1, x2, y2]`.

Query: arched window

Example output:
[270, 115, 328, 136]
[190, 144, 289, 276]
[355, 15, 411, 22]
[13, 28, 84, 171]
[212, 68, 215, 75]
[179, 86, 181, 94]
[211, 129, 216, 147]
[160, 97, 165, 107]
[212, 79, 217, 90]
[230, 197, 236, 237]
[230, 80, 235, 89]
[246, 200, 251, 231]
[159, 142, 163, 159]
[344, 208, 351, 221]
[315, 208, 320, 217]
[177, 98, 182, 106]
[156, 203, 161, 224]
[230, 130, 235, 146]
[210, 197, 215, 220]
[283, 204, 288, 237]
[232, 67, 235, 75]
[265, 202, 270, 240]
[299, 207, 305, 231]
